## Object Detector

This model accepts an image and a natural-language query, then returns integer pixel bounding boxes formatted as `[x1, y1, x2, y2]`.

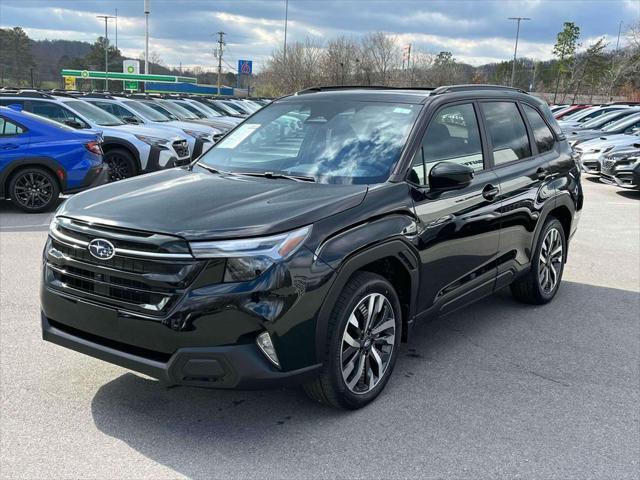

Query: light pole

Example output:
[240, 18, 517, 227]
[283, 0, 289, 62]
[96, 15, 116, 91]
[144, 0, 151, 75]
[508, 17, 530, 87]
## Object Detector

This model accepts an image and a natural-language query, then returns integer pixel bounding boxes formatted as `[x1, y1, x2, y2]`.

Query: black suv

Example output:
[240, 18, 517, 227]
[41, 85, 583, 409]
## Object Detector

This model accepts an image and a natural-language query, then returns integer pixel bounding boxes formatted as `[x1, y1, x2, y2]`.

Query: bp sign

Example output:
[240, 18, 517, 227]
[123, 60, 140, 91]
[80, 70, 89, 79]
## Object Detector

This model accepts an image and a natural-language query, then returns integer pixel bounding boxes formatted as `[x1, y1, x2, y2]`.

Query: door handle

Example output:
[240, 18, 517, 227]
[1, 143, 19, 150]
[482, 183, 499, 201]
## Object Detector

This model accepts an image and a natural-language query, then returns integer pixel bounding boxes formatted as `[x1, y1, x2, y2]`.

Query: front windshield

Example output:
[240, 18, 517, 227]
[582, 111, 631, 129]
[62, 100, 124, 126]
[603, 114, 640, 132]
[157, 99, 200, 120]
[187, 101, 221, 117]
[140, 101, 179, 120]
[123, 100, 171, 122]
[198, 99, 421, 184]
[217, 101, 245, 115]
[171, 101, 207, 118]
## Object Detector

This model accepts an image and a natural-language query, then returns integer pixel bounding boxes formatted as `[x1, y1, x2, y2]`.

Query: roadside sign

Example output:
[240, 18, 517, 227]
[123, 60, 140, 91]
[63, 76, 76, 90]
[238, 60, 252, 76]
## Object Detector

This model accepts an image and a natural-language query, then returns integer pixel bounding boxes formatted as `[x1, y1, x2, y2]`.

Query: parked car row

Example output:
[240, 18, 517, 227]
[549, 102, 640, 191]
[0, 89, 270, 211]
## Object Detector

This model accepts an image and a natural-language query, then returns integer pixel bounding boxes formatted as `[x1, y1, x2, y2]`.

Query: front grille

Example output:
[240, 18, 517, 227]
[46, 219, 205, 316]
[172, 140, 190, 158]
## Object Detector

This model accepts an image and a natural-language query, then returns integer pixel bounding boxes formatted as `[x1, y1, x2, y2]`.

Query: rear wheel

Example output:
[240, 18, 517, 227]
[511, 217, 566, 304]
[104, 149, 137, 182]
[304, 272, 402, 409]
[9, 167, 60, 213]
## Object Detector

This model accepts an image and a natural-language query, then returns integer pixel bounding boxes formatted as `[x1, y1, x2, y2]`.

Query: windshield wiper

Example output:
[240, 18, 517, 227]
[232, 171, 316, 182]
[194, 163, 233, 175]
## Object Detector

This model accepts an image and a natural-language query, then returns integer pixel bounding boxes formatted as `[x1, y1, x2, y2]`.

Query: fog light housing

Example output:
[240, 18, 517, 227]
[256, 331, 280, 368]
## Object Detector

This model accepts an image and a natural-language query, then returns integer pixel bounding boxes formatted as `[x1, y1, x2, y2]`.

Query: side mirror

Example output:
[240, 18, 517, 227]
[123, 116, 141, 124]
[429, 161, 474, 191]
[63, 119, 83, 129]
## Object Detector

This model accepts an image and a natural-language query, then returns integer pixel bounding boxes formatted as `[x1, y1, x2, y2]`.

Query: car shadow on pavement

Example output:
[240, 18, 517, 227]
[90, 281, 639, 479]
[615, 190, 640, 200]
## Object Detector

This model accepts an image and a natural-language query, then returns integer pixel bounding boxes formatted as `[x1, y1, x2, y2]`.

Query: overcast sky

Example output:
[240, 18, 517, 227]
[1, 0, 638, 72]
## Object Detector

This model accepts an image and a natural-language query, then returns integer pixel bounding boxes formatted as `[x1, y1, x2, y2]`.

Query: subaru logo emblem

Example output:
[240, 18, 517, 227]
[88, 238, 115, 260]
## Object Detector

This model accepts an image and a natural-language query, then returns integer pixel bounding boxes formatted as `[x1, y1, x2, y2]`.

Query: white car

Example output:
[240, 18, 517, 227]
[0, 92, 191, 181]
[573, 132, 640, 174]
[82, 95, 221, 158]
[559, 105, 631, 131]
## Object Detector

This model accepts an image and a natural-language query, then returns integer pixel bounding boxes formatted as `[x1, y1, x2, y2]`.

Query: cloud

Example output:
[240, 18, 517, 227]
[0, 0, 634, 71]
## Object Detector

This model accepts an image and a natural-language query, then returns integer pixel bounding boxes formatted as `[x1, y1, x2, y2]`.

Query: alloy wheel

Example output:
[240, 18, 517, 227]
[538, 227, 563, 293]
[340, 292, 396, 395]
[105, 155, 132, 182]
[13, 172, 53, 210]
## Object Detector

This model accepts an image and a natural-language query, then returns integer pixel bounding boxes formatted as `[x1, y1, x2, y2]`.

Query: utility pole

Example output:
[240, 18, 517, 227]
[115, 8, 118, 50]
[283, 0, 289, 62]
[144, 0, 151, 75]
[216, 31, 225, 94]
[508, 17, 530, 87]
[530, 60, 537, 92]
[96, 15, 115, 91]
[609, 20, 623, 101]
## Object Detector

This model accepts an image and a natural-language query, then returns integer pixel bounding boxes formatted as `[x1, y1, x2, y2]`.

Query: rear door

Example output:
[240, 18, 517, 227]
[0, 115, 31, 165]
[410, 101, 501, 315]
[479, 100, 556, 288]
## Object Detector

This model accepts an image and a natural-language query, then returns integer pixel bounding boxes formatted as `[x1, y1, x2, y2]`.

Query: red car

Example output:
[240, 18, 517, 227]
[554, 105, 592, 120]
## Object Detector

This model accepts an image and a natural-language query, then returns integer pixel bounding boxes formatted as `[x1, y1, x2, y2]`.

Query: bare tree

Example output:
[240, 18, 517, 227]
[361, 32, 400, 85]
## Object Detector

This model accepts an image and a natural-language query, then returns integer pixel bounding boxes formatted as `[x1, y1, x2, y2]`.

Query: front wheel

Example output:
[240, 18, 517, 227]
[104, 149, 137, 182]
[304, 272, 402, 409]
[511, 217, 566, 304]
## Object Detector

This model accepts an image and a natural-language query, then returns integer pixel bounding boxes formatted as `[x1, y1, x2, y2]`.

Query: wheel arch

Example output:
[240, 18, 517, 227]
[1, 157, 65, 198]
[314, 239, 419, 362]
[101, 136, 142, 172]
[530, 195, 575, 263]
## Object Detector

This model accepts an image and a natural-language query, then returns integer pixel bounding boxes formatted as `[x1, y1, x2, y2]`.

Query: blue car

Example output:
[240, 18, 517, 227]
[0, 105, 106, 212]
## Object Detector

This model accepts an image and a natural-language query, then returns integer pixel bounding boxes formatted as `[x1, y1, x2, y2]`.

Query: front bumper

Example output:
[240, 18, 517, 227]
[42, 312, 321, 389]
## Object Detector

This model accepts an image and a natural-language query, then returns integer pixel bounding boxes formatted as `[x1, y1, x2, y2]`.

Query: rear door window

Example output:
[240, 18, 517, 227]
[481, 102, 531, 165]
[523, 104, 555, 154]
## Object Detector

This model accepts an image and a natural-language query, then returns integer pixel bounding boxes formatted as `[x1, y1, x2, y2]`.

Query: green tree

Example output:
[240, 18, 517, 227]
[552, 22, 580, 103]
[0, 27, 35, 86]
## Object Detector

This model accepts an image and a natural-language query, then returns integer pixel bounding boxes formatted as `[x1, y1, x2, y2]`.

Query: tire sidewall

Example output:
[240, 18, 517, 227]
[327, 275, 402, 408]
[9, 167, 60, 213]
[532, 218, 566, 302]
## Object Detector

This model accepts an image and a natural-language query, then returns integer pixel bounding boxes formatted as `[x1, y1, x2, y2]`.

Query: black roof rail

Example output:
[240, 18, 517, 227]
[431, 84, 528, 95]
[77, 92, 117, 99]
[296, 85, 436, 95]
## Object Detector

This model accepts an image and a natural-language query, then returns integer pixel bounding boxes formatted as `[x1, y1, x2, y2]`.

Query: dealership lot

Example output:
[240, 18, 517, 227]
[0, 179, 638, 479]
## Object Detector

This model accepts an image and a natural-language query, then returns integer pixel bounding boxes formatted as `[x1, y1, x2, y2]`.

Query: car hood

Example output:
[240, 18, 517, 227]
[101, 123, 185, 142]
[56, 168, 368, 241]
[578, 134, 639, 150]
[166, 120, 220, 135]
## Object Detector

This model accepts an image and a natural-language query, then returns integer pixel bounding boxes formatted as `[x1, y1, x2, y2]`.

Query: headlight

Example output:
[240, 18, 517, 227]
[190, 226, 311, 282]
[183, 129, 213, 142]
[135, 134, 170, 147]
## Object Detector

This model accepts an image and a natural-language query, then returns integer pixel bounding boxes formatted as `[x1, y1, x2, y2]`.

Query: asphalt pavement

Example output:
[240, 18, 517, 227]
[0, 179, 638, 479]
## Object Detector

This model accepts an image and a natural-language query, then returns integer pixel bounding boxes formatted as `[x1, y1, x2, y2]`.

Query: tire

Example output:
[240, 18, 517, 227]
[511, 217, 566, 305]
[8, 167, 60, 213]
[104, 148, 137, 182]
[304, 271, 402, 409]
